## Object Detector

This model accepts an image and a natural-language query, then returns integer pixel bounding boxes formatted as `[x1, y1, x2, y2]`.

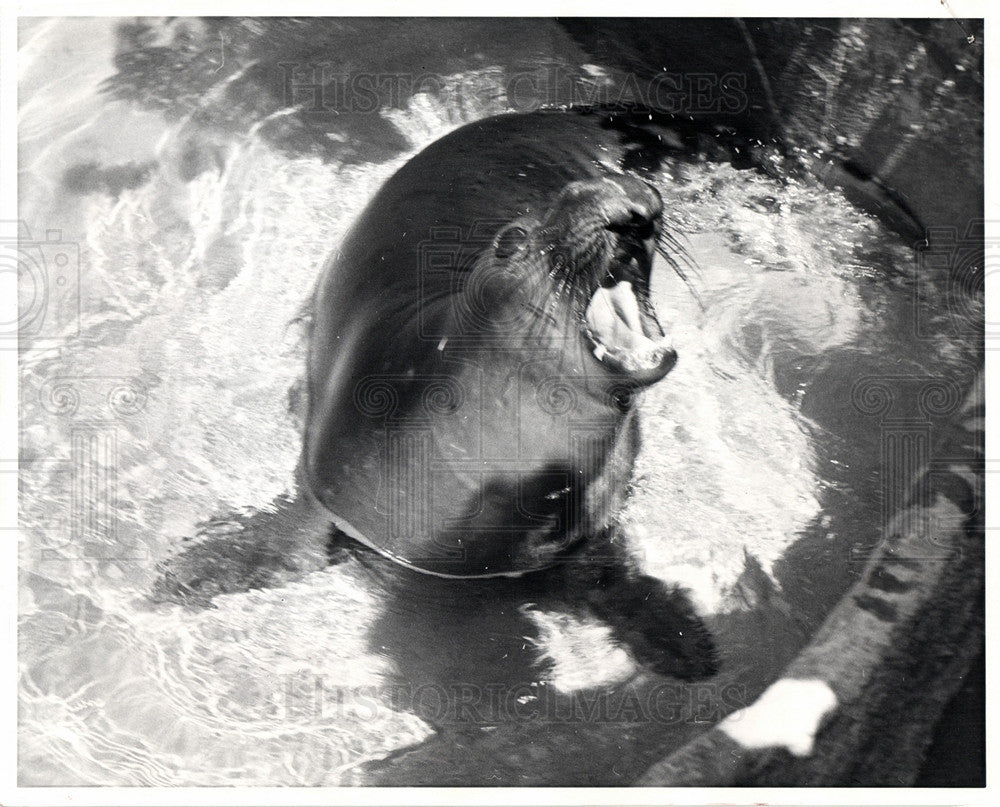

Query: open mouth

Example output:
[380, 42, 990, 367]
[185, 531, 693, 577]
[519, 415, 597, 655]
[582, 227, 677, 386]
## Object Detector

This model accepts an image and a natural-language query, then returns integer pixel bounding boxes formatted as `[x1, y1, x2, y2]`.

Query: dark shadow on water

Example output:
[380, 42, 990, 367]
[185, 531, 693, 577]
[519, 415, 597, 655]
[345, 535, 722, 724]
[356, 535, 814, 785]
[345, 536, 780, 786]
[341, 539, 548, 702]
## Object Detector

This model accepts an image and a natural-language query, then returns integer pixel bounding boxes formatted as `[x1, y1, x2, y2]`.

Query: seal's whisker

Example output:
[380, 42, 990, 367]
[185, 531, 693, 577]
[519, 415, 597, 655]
[656, 227, 704, 289]
[657, 229, 701, 280]
[654, 241, 707, 313]
[656, 224, 693, 255]
[653, 240, 690, 283]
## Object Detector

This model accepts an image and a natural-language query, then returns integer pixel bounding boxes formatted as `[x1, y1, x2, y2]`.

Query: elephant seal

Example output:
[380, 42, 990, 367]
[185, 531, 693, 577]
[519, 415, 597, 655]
[154, 108, 762, 677]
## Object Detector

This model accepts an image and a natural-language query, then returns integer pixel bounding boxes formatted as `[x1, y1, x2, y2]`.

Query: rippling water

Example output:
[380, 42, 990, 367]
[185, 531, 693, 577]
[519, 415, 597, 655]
[18, 18, 980, 786]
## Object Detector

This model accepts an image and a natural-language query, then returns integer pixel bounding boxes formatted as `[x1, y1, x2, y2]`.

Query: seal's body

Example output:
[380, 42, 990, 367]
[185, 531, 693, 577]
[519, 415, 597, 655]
[304, 112, 683, 577]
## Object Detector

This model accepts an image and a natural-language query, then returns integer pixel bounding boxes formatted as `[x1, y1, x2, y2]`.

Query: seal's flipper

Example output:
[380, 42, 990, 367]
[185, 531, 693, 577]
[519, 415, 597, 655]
[562, 542, 718, 680]
[151, 491, 333, 607]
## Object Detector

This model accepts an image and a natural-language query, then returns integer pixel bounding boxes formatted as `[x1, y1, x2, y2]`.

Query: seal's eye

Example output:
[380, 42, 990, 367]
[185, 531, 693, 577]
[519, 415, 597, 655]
[494, 226, 528, 259]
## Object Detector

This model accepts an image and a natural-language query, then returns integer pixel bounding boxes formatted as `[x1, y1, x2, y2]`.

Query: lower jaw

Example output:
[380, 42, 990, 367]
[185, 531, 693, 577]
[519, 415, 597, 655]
[586, 336, 678, 387]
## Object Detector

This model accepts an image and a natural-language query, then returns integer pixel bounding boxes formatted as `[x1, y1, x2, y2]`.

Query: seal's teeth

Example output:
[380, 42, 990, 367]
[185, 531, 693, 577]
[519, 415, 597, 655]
[593, 344, 607, 361]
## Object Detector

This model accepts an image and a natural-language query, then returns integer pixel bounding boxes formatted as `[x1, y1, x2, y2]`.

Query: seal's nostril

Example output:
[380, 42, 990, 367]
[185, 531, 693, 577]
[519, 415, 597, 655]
[630, 209, 649, 225]
[607, 213, 656, 242]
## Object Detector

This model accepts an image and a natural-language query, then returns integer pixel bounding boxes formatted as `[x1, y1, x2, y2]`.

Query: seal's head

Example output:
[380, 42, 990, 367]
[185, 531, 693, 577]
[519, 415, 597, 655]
[463, 173, 679, 397]
[543, 174, 678, 387]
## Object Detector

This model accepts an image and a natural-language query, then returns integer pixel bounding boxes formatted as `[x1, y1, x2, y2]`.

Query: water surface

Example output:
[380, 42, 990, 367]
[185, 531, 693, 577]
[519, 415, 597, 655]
[18, 17, 980, 786]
